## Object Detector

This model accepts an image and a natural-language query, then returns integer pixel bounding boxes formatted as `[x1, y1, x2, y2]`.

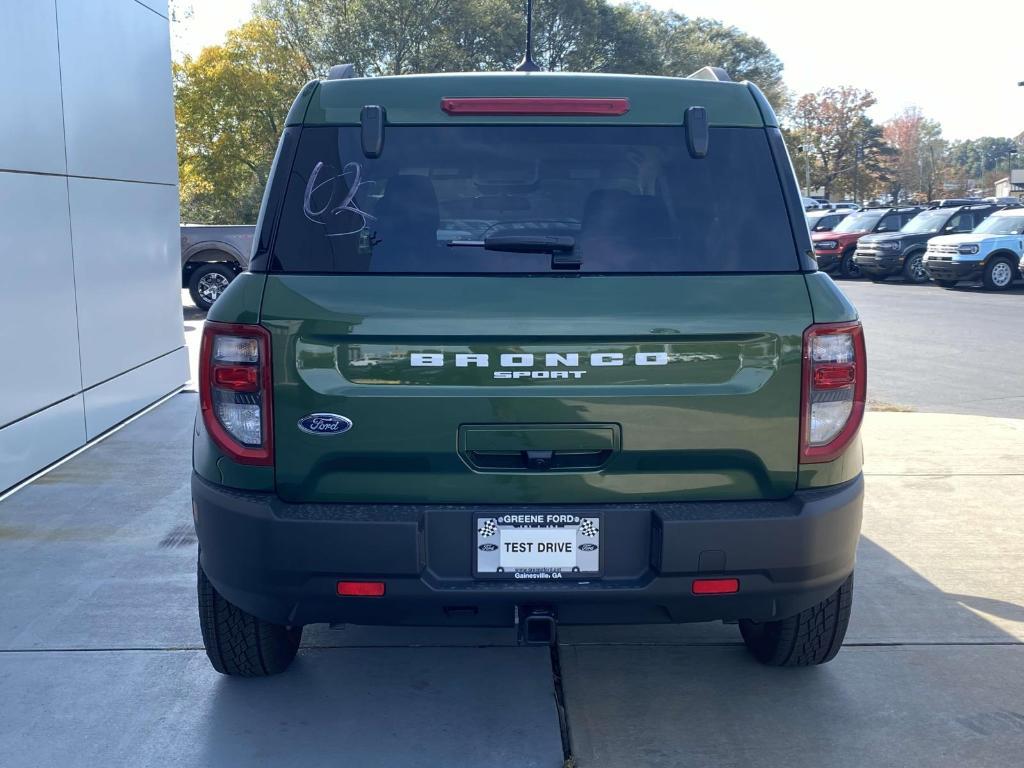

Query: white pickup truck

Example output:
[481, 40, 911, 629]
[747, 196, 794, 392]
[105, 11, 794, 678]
[180, 224, 255, 309]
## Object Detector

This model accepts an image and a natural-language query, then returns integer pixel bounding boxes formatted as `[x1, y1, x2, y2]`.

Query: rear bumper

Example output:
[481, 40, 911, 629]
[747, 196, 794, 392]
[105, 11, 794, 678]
[193, 473, 864, 628]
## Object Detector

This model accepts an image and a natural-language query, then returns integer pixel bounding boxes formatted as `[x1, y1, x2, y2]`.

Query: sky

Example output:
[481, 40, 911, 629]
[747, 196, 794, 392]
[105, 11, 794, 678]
[172, 0, 1024, 141]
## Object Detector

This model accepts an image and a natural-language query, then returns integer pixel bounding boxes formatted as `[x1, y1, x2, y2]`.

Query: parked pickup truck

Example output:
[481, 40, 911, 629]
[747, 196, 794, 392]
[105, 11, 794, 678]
[181, 225, 255, 310]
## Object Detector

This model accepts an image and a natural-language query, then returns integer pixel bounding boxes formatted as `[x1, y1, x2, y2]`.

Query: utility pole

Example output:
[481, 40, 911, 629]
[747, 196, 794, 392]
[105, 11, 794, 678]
[799, 144, 811, 196]
[853, 144, 863, 205]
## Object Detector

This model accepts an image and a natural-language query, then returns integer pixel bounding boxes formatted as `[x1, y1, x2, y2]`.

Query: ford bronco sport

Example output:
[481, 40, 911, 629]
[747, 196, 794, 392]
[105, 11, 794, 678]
[854, 203, 1003, 284]
[812, 206, 922, 279]
[923, 207, 1024, 290]
[193, 67, 866, 676]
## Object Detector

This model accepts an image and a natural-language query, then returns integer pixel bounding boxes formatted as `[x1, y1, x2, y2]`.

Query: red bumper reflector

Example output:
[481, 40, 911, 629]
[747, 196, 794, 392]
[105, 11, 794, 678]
[692, 578, 740, 595]
[441, 97, 630, 116]
[337, 581, 386, 597]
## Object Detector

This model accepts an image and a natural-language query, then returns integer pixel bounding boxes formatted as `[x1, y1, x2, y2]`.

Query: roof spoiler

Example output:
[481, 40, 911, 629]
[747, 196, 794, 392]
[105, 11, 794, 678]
[687, 66, 732, 82]
[327, 63, 357, 80]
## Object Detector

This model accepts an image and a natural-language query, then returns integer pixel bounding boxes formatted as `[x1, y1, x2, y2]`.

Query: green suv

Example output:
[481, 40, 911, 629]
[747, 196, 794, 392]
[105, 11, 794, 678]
[193, 67, 866, 676]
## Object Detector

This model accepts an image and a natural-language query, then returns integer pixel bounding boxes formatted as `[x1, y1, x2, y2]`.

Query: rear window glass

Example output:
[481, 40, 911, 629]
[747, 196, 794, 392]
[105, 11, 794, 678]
[268, 125, 800, 274]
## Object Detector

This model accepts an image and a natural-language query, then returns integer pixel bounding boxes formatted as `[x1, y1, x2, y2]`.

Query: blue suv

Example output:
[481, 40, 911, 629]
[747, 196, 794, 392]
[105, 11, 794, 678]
[923, 208, 1024, 290]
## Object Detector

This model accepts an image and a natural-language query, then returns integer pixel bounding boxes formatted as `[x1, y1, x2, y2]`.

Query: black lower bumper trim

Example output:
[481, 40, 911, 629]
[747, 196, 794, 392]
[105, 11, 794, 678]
[193, 473, 864, 628]
[923, 259, 983, 281]
[853, 253, 901, 276]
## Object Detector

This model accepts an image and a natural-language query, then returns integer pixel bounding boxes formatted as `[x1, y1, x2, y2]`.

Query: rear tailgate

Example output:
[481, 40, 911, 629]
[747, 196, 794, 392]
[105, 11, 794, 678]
[262, 273, 811, 504]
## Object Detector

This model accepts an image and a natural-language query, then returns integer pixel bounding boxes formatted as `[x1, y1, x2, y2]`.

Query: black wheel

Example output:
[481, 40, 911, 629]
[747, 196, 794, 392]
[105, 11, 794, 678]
[838, 249, 861, 279]
[901, 250, 929, 284]
[935, 279, 958, 289]
[198, 558, 302, 676]
[188, 263, 235, 310]
[982, 257, 1016, 291]
[739, 573, 853, 667]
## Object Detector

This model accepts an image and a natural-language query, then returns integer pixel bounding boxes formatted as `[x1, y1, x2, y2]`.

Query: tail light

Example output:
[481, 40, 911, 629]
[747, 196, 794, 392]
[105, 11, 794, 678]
[199, 322, 273, 465]
[800, 321, 866, 463]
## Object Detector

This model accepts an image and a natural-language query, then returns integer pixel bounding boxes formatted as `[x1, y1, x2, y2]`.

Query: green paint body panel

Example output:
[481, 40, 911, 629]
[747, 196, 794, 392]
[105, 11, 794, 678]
[200, 72, 866, 504]
[292, 72, 765, 127]
[204, 272, 266, 325]
[804, 272, 858, 323]
[798, 433, 863, 489]
[260, 274, 816, 504]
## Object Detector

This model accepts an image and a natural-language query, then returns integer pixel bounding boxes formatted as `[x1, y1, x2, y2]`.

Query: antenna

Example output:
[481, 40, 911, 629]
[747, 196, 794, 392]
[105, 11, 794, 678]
[515, 0, 540, 72]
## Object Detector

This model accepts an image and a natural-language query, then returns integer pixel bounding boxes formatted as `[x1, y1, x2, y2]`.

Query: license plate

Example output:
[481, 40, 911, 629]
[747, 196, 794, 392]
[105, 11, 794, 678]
[474, 512, 601, 580]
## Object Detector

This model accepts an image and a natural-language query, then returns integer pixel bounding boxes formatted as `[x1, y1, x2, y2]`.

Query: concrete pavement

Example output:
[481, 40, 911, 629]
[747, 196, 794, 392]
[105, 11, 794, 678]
[1, 396, 1022, 767]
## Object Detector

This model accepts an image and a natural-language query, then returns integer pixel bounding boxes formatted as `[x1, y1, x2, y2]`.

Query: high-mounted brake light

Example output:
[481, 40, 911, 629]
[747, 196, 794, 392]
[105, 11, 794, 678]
[199, 322, 274, 466]
[440, 97, 630, 116]
[800, 321, 866, 463]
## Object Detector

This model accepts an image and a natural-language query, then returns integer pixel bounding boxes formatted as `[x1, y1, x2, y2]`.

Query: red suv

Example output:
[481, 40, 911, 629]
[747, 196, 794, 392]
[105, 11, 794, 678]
[811, 206, 922, 278]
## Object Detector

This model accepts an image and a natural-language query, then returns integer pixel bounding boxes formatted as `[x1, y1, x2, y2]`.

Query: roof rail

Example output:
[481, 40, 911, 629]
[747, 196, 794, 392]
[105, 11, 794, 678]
[687, 66, 732, 83]
[327, 63, 356, 80]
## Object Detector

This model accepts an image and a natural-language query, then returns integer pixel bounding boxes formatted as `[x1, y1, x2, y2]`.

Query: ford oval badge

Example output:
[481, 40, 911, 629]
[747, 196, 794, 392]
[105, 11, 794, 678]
[297, 413, 353, 435]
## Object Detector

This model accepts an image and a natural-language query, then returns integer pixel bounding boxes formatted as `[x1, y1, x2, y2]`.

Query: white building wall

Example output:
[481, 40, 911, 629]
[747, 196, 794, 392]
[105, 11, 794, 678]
[0, 0, 187, 492]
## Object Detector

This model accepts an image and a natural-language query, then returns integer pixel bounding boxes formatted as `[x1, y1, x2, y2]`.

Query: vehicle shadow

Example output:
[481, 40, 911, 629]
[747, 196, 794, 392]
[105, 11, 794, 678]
[556, 535, 1024, 768]
[196, 644, 562, 768]
[183, 305, 206, 321]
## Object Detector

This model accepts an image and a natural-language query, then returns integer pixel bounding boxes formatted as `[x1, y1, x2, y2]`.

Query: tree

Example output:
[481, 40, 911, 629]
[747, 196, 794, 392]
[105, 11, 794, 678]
[945, 136, 1020, 194]
[255, 0, 786, 98]
[174, 19, 308, 223]
[178, 1, 789, 220]
[634, 9, 787, 109]
[881, 108, 946, 202]
[787, 87, 890, 200]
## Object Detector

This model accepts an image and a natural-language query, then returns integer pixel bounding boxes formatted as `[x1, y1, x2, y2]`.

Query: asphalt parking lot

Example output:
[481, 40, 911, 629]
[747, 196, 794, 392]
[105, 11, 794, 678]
[1, 281, 1022, 767]
[843, 280, 1024, 418]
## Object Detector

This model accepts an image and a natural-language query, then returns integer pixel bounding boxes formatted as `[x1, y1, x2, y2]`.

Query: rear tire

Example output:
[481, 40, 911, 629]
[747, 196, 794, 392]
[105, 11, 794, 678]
[838, 249, 861, 279]
[901, 250, 929, 284]
[982, 257, 1016, 291]
[739, 573, 853, 667]
[188, 263, 235, 311]
[198, 558, 302, 676]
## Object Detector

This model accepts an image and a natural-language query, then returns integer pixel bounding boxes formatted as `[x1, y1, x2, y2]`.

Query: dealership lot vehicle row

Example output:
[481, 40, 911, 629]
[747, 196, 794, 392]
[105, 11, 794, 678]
[807, 201, 1024, 290]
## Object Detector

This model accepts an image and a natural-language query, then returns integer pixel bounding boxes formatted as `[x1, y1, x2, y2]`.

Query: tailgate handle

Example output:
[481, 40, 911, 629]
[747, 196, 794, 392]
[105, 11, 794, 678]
[466, 449, 612, 472]
[460, 424, 620, 473]
[525, 450, 554, 470]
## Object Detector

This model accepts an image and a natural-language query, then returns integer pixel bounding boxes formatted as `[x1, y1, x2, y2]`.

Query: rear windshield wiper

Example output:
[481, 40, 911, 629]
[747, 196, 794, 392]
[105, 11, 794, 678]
[447, 235, 581, 270]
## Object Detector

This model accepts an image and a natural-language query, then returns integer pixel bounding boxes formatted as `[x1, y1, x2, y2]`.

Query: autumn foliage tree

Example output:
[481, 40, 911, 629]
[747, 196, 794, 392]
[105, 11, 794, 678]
[787, 86, 895, 200]
[881, 108, 945, 202]
[174, 19, 308, 223]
